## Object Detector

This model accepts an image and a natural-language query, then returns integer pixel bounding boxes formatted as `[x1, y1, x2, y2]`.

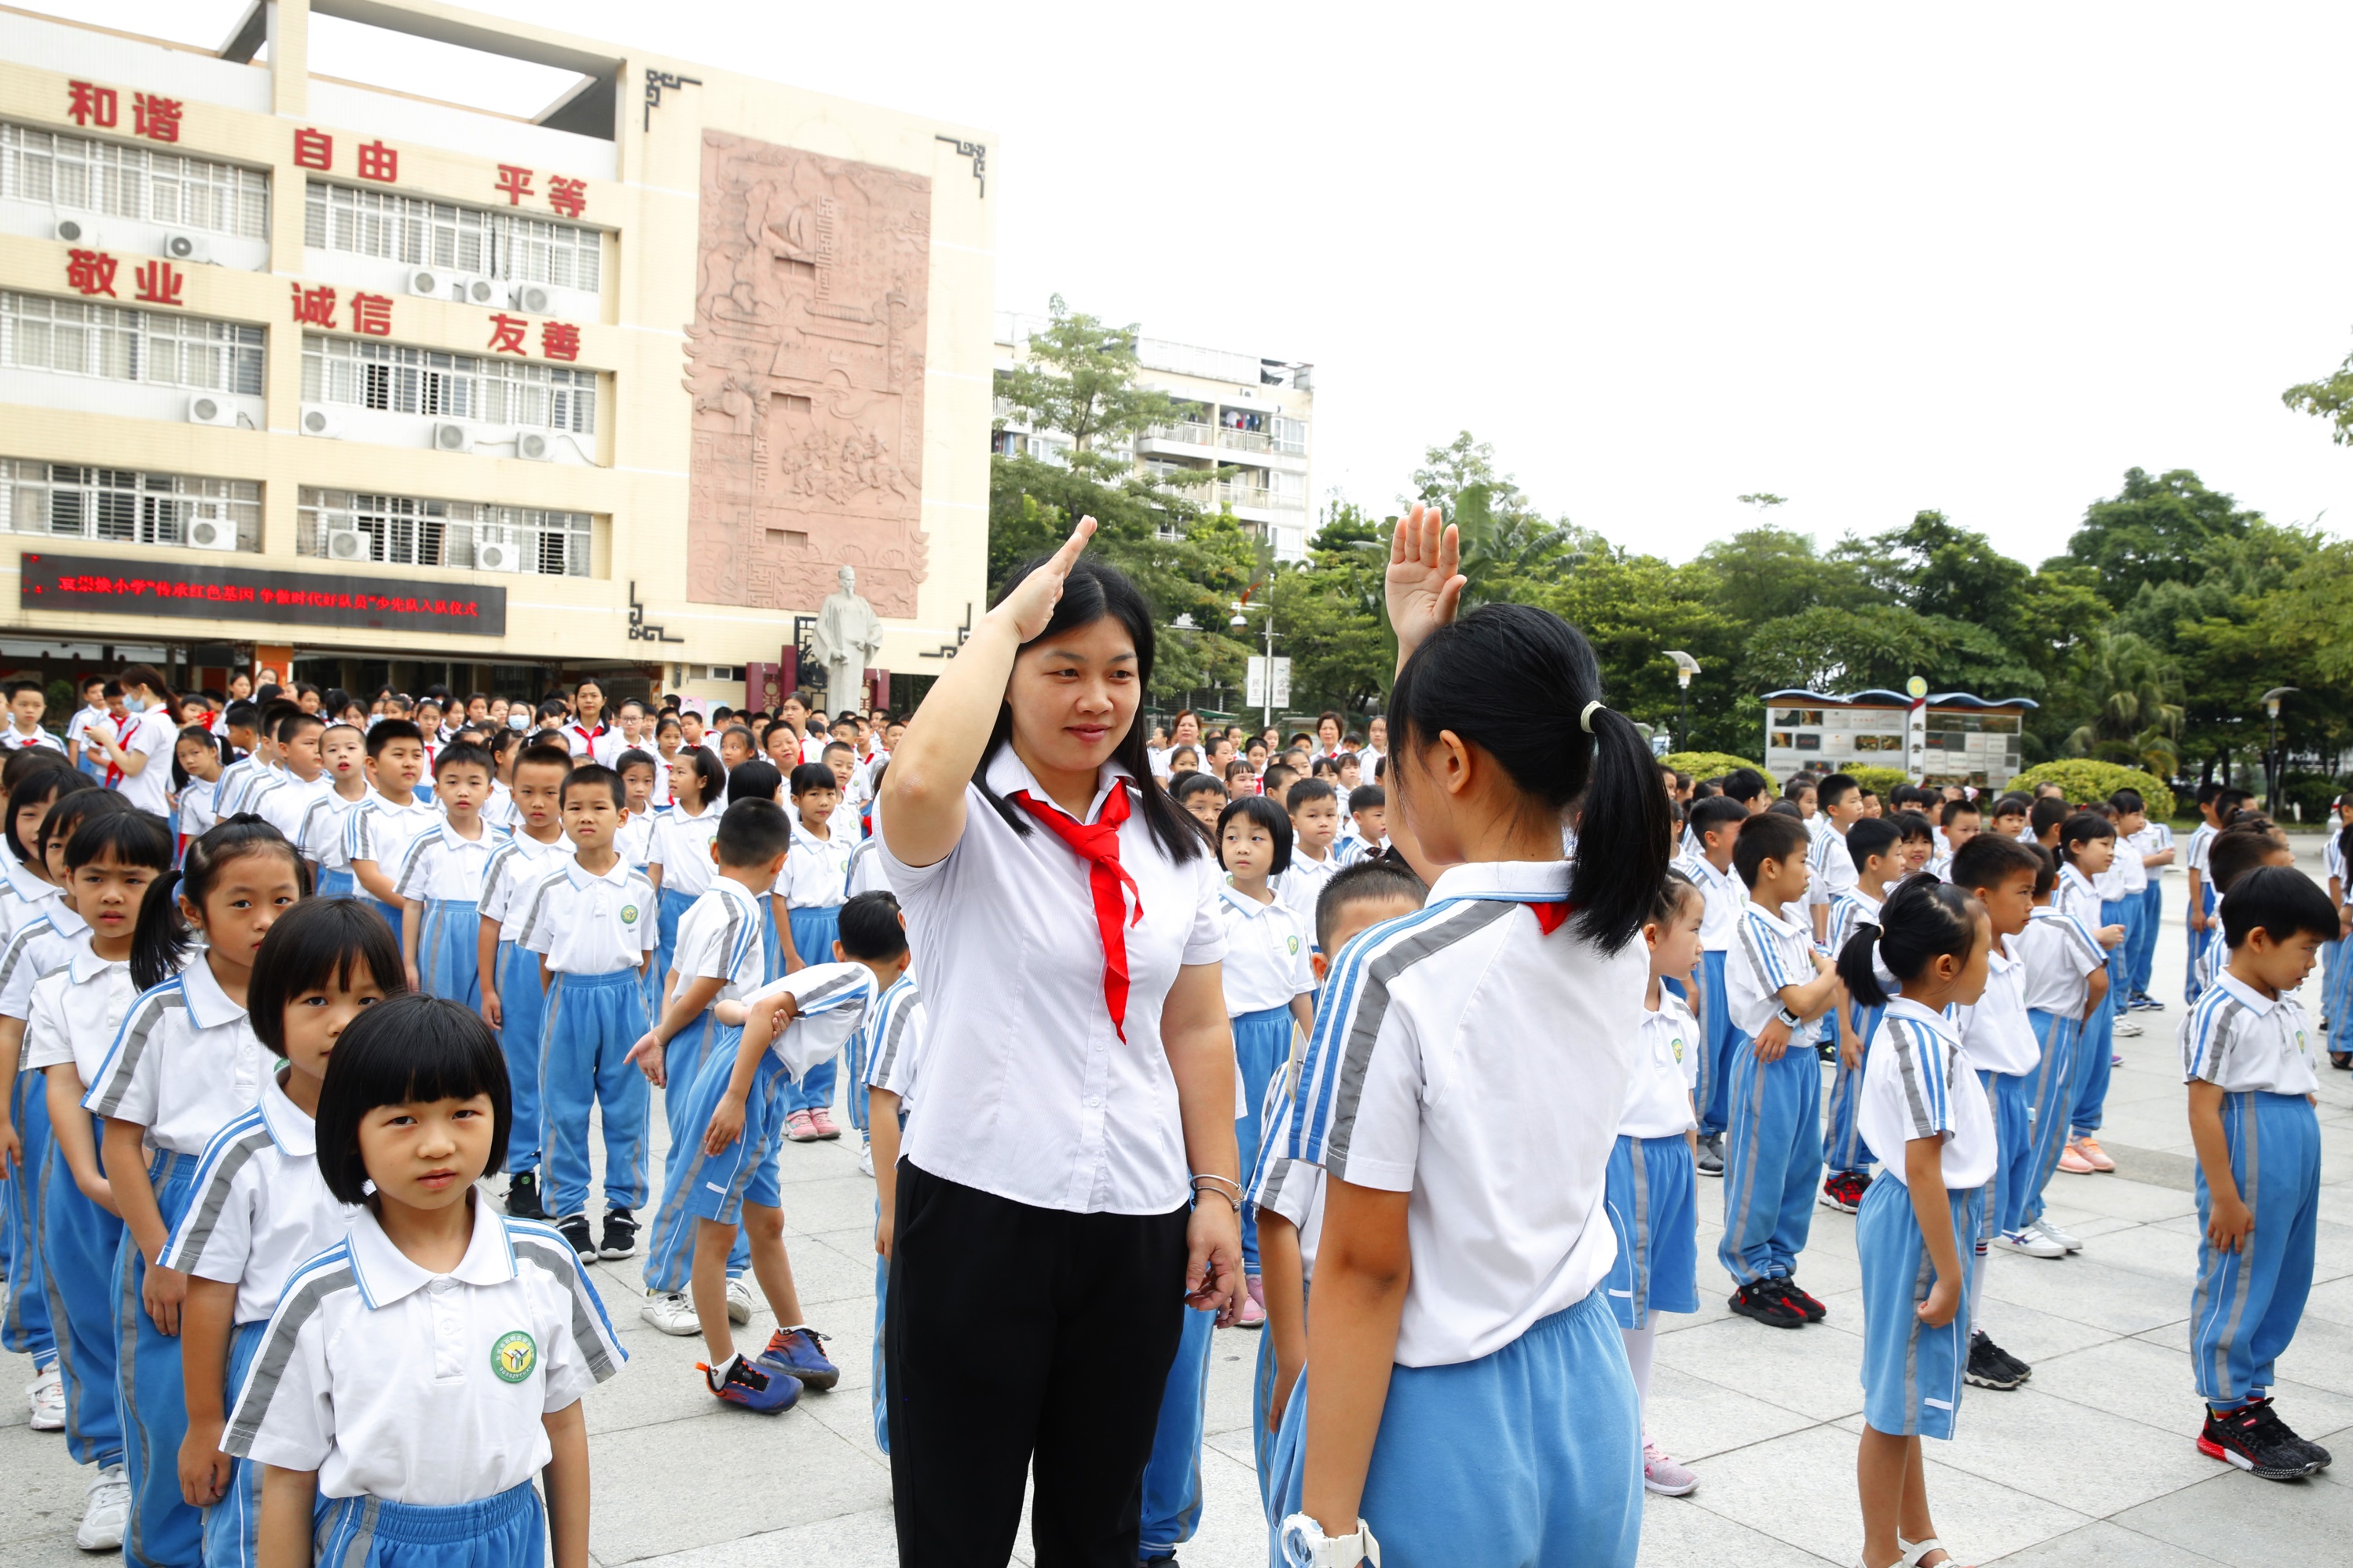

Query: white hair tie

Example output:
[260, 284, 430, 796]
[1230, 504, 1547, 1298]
[1579, 700, 1605, 734]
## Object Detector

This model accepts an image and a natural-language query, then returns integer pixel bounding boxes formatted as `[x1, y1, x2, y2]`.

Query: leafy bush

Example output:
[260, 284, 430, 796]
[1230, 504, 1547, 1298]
[1662, 751, 1773, 787]
[2278, 771, 2350, 824]
[2007, 760, 2174, 822]
[1838, 765, 1913, 799]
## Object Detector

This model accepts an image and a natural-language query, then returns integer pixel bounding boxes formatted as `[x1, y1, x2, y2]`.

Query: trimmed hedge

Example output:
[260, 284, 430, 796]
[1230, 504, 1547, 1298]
[1838, 764, 1913, 799]
[2006, 760, 2174, 822]
[1661, 751, 1773, 787]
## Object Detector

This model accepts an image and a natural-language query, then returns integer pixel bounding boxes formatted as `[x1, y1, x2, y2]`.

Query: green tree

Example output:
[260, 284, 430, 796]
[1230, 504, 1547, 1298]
[1693, 527, 1869, 626]
[995, 296, 1182, 478]
[2062, 629, 2183, 772]
[2280, 332, 2353, 449]
[1266, 503, 1395, 714]
[2054, 467, 2260, 606]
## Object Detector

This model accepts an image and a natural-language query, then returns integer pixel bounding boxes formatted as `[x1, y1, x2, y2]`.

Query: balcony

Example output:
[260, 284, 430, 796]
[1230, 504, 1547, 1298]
[1138, 422, 1218, 460]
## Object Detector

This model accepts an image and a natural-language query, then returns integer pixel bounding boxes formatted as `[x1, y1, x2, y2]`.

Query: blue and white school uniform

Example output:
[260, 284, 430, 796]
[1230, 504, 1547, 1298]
[614, 809, 655, 875]
[1264, 860, 1646, 1567]
[2054, 862, 2116, 1142]
[1671, 852, 1741, 1140]
[68, 707, 108, 781]
[248, 772, 330, 861]
[21, 936, 138, 1478]
[393, 819, 500, 1008]
[775, 820, 852, 1117]
[477, 832, 572, 1178]
[81, 958, 266, 1568]
[2323, 830, 2347, 1030]
[651, 877, 766, 1149]
[2102, 832, 2147, 1026]
[515, 856, 658, 1221]
[482, 780, 517, 833]
[2017, 907, 2106, 1225]
[2184, 822, 2218, 1004]
[0, 848, 50, 941]
[647, 799, 724, 1010]
[174, 775, 222, 861]
[1215, 883, 1314, 1275]
[1822, 887, 1885, 1181]
[0, 901, 83, 1383]
[642, 962, 875, 1293]
[1805, 816, 1856, 929]
[222, 1198, 622, 1568]
[162, 1072, 357, 1568]
[2180, 976, 2322, 1409]
[0, 723, 64, 755]
[2130, 821, 2172, 1002]
[345, 791, 442, 935]
[1720, 902, 1825, 1287]
[1273, 847, 1340, 949]
[858, 972, 926, 1453]
[211, 756, 269, 819]
[1604, 992, 1700, 1331]
[2329, 865, 2353, 1046]
[1855, 998, 1995, 1441]
[1955, 935, 2043, 1242]
[300, 788, 367, 899]
[1244, 1057, 1324, 1520]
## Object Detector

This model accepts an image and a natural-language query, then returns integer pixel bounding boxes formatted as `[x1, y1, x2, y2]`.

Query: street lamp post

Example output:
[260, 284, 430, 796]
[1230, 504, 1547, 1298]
[2260, 687, 2297, 815]
[1664, 650, 1702, 753]
[1233, 600, 1275, 731]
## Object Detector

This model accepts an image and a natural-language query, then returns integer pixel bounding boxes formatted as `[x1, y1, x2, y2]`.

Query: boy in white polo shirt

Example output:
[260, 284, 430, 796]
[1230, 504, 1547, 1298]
[514, 763, 657, 1266]
[346, 719, 437, 936]
[475, 743, 574, 1222]
[1674, 794, 1748, 1176]
[1272, 779, 1343, 946]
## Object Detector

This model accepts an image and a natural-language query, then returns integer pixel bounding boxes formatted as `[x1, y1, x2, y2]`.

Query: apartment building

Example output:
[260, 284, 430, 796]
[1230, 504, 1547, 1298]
[991, 310, 1314, 562]
[0, 0, 992, 711]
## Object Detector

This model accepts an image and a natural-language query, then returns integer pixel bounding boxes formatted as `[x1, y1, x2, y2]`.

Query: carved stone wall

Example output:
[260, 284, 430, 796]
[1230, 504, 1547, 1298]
[684, 134, 931, 617]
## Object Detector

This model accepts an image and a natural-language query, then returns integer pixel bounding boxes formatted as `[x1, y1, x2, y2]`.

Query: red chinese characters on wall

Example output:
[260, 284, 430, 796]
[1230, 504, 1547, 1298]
[486, 313, 528, 355]
[66, 250, 118, 299]
[133, 261, 184, 306]
[293, 128, 333, 170]
[494, 164, 533, 206]
[546, 177, 586, 218]
[291, 284, 339, 328]
[350, 293, 393, 336]
[133, 93, 181, 143]
[65, 82, 117, 129]
[357, 140, 398, 182]
[71, 82, 181, 141]
[539, 321, 581, 362]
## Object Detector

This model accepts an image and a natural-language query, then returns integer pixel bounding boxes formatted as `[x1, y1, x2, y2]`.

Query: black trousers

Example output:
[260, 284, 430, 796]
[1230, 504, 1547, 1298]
[885, 1159, 1190, 1567]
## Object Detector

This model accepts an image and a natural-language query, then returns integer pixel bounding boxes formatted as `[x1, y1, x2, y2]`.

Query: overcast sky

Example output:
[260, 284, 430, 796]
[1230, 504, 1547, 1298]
[49, 2, 2353, 565]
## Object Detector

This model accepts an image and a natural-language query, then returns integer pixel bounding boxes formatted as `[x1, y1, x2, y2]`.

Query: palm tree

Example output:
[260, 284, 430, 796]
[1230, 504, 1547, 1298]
[2065, 629, 2184, 770]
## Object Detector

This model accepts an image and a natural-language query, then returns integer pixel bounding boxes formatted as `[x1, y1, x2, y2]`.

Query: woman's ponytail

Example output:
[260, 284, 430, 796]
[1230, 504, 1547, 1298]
[130, 869, 189, 993]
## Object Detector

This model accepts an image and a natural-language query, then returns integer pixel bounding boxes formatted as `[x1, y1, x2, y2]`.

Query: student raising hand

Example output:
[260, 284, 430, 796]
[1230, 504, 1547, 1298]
[1385, 503, 1465, 672]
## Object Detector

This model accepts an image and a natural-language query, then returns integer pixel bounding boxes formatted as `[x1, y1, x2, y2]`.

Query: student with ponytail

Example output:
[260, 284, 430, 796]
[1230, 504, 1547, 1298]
[1266, 505, 1670, 1568]
[79, 818, 306, 1565]
[1837, 874, 1996, 1568]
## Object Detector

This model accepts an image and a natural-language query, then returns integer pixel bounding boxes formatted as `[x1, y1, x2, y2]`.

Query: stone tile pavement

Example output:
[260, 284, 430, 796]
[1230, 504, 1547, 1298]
[2, 841, 2348, 1566]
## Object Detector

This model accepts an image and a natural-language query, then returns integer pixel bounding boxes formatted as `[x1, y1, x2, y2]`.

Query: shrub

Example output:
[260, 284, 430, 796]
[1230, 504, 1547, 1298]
[2007, 760, 2174, 822]
[2278, 770, 2350, 825]
[1661, 752, 1773, 788]
[1839, 765, 1912, 800]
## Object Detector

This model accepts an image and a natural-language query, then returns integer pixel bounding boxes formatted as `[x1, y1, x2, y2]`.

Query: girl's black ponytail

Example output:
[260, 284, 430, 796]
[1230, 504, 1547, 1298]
[1575, 702, 1675, 950]
[130, 868, 189, 993]
[1835, 916, 1892, 1009]
[1836, 872, 1979, 1013]
[133, 815, 308, 991]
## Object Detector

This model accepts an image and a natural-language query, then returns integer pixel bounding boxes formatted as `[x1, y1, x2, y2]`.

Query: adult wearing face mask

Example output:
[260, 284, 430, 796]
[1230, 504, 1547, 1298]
[87, 663, 180, 815]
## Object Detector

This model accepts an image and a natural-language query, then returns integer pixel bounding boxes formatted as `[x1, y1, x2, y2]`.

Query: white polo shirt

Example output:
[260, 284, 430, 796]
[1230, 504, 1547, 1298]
[861, 973, 929, 1112]
[2179, 973, 2319, 1096]
[478, 830, 572, 936]
[1, 724, 63, 754]
[1275, 848, 1341, 942]
[775, 820, 852, 909]
[515, 856, 656, 976]
[1215, 884, 1314, 1017]
[251, 774, 331, 852]
[1670, 852, 1741, 952]
[0, 903, 86, 1025]
[614, 811, 654, 870]
[299, 789, 365, 873]
[1825, 887, 1884, 962]
[215, 758, 275, 818]
[344, 792, 441, 878]
[844, 834, 892, 898]
[670, 877, 766, 1002]
[739, 961, 877, 1080]
[112, 706, 178, 816]
[648, 800, 723, 900]
[0, 852, 49, 943]
[20, 934, 137, 1080]
[2106, 836, 2147, 897]
[1617, 990, 1700, 1140]
[1248, 1066, 1325, 1283]
[82, 956, 265, 1155]
[163, 1071, 357, 1324]
[1954, 935, 2039, 1076]
[1858, 997, 1996, 1189]
[1275, 859, 1643, 1367]
[2135, 821, 2175, 877]
[2018, 907, 2106, 1017]
[2186, 822, 2216, 885]
[393, 820, 500, 904]
[563, 722, 623, 767]
[222, 1199, 622, 1504]
[1727, 903, 1823, 1044]
[1806, 821, 1856, 909]
[880, 749, 1227, 1216]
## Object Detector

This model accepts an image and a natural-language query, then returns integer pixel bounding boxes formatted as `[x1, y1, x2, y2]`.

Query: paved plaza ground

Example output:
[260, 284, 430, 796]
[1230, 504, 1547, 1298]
[4, 840, 2351, 1566]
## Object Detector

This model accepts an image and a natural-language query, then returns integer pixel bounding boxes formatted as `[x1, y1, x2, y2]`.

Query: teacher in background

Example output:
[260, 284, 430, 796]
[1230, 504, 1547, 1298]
[877, 517, 1242, 1566]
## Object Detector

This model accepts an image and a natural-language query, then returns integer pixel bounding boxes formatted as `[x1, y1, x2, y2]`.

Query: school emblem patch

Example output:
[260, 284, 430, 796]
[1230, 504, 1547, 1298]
[1670, 1035, 1686, 1063]
[491, 1330, 537, 1383]
[1287, 935, 1300, 954]
[621, 903, 640, 925]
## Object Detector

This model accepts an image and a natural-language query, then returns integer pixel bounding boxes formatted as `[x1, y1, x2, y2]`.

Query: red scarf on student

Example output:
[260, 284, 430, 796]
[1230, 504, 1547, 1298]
[1011, 783, 1143, 1039]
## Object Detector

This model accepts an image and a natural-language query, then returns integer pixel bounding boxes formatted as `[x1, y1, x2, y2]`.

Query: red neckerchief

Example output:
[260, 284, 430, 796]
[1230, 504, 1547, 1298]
[1011, 782, 1142, 1039]
[1529, 902, 1570, 934]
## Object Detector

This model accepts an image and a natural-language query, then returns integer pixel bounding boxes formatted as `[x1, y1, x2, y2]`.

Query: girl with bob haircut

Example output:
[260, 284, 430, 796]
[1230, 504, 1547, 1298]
[225, 995, 622, 1568]
[1836, 874, 1996, 1568]
[1266, 506, 1671, 1568]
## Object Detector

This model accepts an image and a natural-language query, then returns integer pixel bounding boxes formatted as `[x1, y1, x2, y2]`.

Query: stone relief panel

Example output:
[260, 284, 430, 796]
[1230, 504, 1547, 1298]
[684, 133, 931, 617]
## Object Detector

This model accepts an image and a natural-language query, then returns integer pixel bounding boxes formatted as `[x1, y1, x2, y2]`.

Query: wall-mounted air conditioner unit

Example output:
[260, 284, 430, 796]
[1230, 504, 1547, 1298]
[453, 276, 499, 307]
[430, 423, 472, 453]
[299, 404, 344, 438]
[324, 527, 370, 562]
[187, 395, 240, 427]
[52, 216, 97, 245]
[515, 431, 554, 461]
[405, 267, 453, 299]
[159, 231, 209, 263]
[187, 516, 239, 551]
[475, 539, 525, 573]
[509, 283, 552, 314]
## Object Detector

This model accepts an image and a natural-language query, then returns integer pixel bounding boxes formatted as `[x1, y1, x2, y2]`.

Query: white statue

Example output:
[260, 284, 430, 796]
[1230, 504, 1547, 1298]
[812, 564, 884, 712]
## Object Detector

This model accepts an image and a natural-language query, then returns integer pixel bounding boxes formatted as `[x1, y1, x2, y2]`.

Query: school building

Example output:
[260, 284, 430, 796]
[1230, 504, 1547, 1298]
[0, 0, 993, 712]
[1762, 687, 2036, 789]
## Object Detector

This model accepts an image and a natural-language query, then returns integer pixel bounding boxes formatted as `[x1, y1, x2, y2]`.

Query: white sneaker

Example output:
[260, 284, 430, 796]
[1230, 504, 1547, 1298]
[27, 1366, 65, 1431]
[2031, 1214, 2083, 1253]
[1996, 1226, 2066, 1259]
[76, 1464, 129, 1551]
[725, 1274, 755, 1325]
[2115, 1020, 2142, 1039]
[857, 1138, 874, 1177]
[640, 1290, 700, 1336]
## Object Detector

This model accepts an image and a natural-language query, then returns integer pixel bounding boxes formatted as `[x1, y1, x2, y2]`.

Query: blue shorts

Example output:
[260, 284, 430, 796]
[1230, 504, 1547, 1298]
[316, 866, 357, 899]
[1603, 1133, 1699, 1329]
[1857, 1176, 1985, 1441]
[641, 1049, 793, 1295]
[313, 1482, 544, 1568]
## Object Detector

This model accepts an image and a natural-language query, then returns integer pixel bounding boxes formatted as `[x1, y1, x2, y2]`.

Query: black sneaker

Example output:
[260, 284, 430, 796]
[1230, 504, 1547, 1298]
[599, 1209, 639, 1261]
[556, 1213, 596, 1264]
[504, 1171, 544, 1221]
[1966, 1331, 2021, 1390]
[1728, 1280, 1806, 1329]
[1997, 1343, 2033, 1383]
[1696, 1134, 1724, 1177]
[1772, 1277, 1827, 1322]
[2197, 1398, 2318, 1479]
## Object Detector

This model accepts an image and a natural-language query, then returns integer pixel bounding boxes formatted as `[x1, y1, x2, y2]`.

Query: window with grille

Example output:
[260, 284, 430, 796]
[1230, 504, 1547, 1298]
[303, 181, 600, 290]
[297, 487, 595, 577]
[0, 122, 269, 238]
[0, 460, 260, 550]
[301, 335, 596, 434]
[0, 291, 264, 393]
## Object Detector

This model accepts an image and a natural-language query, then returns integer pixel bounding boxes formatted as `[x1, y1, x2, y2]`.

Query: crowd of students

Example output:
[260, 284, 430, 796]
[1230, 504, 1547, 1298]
[0, 502, 2340, 1568]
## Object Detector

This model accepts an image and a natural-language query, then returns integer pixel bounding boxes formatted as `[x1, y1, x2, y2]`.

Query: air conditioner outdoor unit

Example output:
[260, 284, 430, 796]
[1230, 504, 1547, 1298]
[515, 431, 554, 461]
[405, 267, 453, 299]
[187, 395, 240, 428]
[510, 283, 552, 314]
[430, 423, 472, 453]
[456, 276, 499, 306]
[159, 230, 209, 263]
[51, 216, 97, 245]
[475, 539, 524, 573]
[298, 404, 344, 438]
[324, 527, 371, 562]
[187, 516, 239, 551]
